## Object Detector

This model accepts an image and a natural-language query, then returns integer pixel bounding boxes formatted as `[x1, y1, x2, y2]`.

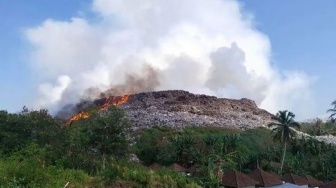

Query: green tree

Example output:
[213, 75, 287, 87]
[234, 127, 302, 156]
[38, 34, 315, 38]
[169, 135, 196, 166]
[0, 108, 62, 154]
[89, 106, 130, 166]
[0, 110, 29, 153]
[63, 105, 131, 171]
[313, 118, 324, 136]
[327, 100, 336, 121]
[135, 129, 161, 165]
[268, 110, 301, 173]
[203, 134, 218, 154]
[22, 108, 63, 148]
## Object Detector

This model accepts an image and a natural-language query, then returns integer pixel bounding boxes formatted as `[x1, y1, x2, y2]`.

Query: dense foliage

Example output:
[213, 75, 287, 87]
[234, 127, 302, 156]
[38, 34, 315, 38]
[1, 106, 336, 187]
[135, 126, 336, 185]
[268, 110, 301, 173]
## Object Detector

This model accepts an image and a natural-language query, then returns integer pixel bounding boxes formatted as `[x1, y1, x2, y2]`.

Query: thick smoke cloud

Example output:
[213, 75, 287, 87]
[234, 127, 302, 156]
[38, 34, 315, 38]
[26, 0, 315, 119]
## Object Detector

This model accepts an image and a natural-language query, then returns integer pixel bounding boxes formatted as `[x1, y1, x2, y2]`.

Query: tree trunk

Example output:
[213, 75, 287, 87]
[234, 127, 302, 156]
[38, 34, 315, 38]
[102, 153, 106, 169]
[280, 142, 287, 173]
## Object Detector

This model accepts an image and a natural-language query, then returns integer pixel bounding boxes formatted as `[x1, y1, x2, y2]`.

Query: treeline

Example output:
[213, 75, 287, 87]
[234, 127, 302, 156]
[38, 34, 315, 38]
[1, 106, 336, 187]
[135, 125, 336, 185]
[0, 106, 199, 187]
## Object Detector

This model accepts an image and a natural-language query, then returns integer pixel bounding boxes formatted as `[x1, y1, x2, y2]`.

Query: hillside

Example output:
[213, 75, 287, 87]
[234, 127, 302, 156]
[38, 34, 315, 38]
[2, 92, 336, 187]
[121, 90, 274, 129]
[69, 90, 275, 130]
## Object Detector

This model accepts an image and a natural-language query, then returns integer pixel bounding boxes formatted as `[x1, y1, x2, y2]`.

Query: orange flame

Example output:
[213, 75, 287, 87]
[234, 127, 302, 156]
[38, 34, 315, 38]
[65, 94, 130, 125]
[66, 111, 90, 125]
[100, 94, 130, 111]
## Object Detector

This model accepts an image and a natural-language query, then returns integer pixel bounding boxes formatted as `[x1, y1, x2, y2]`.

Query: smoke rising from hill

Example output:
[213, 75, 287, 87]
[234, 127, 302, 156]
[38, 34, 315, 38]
[25, 0, 315, 118]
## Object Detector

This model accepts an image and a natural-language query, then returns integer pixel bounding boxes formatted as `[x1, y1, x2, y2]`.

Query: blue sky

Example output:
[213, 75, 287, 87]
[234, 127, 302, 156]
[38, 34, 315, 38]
[0, 0, 91, 112]
[241, 0, 336, 77]
[240, 0, 336, 118]
[0, 0, 335, 120]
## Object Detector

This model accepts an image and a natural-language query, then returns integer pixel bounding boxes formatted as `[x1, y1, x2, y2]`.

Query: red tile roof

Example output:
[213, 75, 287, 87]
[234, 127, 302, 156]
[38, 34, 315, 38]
[221, 169, 259, 187]
[168, 163, 187, 172]
[323, 181, 336, 188]
[282, 173, 308, 186]
[148, 162, 163, 170]
[303, 175, 324, 187]
[248, 168, 283, 187]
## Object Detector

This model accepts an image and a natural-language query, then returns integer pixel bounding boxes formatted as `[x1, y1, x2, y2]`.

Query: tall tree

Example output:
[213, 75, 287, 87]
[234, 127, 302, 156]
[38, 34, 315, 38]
[313, 118, 323, 136]
[268, 110, 301, 173]
[0, 108, 62, 154]
[65, 106, 131, 170]
[86, 106, 131, 167]
[327, 100, 336, 121]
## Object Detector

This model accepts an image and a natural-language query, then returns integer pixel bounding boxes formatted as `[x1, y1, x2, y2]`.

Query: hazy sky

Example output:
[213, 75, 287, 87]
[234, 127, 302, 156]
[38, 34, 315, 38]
[0, 0, 335, 120]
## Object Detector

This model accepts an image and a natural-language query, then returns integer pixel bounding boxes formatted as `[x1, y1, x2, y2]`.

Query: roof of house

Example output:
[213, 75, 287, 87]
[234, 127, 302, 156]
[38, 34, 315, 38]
[221, 169, 259, 187]
[282, 173, 308, 186]
[168, 163, 187, 172]
[323, 181, 336, 188]
[148, 162, 163, 170]
[302, 175, 324, 187]
[187, 164, 205, 173]
[186, 164, 206, 177]
[270, 172, 282, 180]
[248, 168, 283, 187]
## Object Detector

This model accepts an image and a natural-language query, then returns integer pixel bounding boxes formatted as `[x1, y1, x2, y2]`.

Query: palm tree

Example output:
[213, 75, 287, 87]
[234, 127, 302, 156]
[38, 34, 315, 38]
[327, 100, 336, 121]
[203, 134, 219, 154]
[313, 118, 323, 135]
[268, 110, 301, 173]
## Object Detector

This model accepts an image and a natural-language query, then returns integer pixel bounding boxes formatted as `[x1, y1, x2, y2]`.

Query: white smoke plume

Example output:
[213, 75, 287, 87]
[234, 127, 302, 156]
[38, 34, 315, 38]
[25, 0, 315, 119]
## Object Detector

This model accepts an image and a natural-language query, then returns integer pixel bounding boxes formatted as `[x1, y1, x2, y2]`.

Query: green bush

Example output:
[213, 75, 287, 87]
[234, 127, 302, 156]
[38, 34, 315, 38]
[101, 160, 200, 187]
[0, 143, 89, 187]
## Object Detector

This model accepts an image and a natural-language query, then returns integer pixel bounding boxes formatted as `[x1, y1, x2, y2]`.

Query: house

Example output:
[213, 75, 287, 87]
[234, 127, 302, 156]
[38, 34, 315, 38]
[221, 169, 259, 188]
[282, 173, 308, 188]
[302, 175, 324, 188]
[271, 183, 310, 188]
[322, 181, 336, 188]
[248, 168, 283, 187]
[148, 162, 163, 170]
[168, 163, 187, 174]
[186, 164, 205, 177]
[270, 172, 282, 181]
